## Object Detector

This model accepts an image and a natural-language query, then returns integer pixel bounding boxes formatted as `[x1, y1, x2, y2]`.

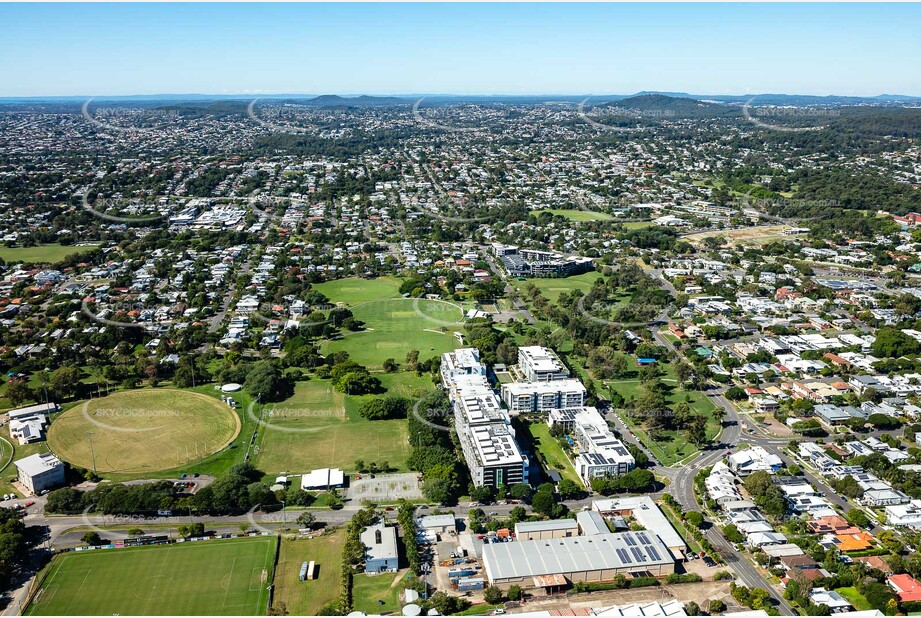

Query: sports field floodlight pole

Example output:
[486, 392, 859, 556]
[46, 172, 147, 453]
[87, 431, 97, 476]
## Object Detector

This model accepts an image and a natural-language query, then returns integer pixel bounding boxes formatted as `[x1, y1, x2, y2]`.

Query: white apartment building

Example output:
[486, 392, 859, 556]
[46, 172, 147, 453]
[500, 379, 587, 413]
[441, 348, 487, 389]
[446, 367, 528, 489]
[548, 407, 635, 487]
[517, 346, 570, 382]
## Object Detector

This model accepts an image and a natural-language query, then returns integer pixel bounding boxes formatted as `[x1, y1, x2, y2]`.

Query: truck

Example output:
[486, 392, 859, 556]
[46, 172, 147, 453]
[456, 577, 485, 592]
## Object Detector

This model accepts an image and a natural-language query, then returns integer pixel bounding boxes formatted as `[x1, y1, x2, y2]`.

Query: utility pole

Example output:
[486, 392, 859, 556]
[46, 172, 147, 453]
[281, 501, 286, 532]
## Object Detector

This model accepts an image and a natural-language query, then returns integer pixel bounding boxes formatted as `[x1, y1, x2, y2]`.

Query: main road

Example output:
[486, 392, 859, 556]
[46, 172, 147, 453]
[650, 325, 797, 615]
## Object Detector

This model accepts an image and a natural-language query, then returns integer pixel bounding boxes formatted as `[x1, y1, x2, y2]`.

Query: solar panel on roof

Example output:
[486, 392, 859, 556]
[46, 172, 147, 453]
[647, 546, 661, 561]
[635, 532, 651, 544]
[616, 548, 631, 564]
[624, 535, 636, 546]
[630, 547, 644, 562]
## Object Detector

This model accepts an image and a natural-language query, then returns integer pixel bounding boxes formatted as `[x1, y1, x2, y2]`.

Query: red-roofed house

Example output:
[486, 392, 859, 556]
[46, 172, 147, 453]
[888, 574, 921, 603]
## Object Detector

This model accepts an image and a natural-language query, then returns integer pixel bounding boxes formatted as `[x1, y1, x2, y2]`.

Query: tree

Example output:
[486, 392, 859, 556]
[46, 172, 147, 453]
[684, 511, 704, 528]
[405, 350, 420, 368]
[483, 585, 504, 605]
[382, 358, 398, 373]
[845, 508, 870, 529]
[723, 524, 745, 543]
[335, 371, 382, 395]
[708, 600, 726, 614]
[297, 512, 316, 529]
[509, 506, 527, 523]
[684, 601, 700, 616]
[49, 365, 82, 400]
[422, 477, 456, 505]
[507, 585, 523, 601]
[686, 414, 708, 447]
[531, 490, 556, 516]
[871, 327, 921, 358]
[5, 380, 34, 406]
[509, 483, 533, 503]
[470, 485, 495, 504]
[556, 478, 583, 500]
[725, 386, 746, 401]
[675, 362, 693, 385]
[82, 531, 102, 546]
[244, 361, 283, 402]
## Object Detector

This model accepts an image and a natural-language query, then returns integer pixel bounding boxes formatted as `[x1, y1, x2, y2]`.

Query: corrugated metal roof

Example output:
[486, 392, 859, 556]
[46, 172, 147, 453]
[483, 532, 673, 580]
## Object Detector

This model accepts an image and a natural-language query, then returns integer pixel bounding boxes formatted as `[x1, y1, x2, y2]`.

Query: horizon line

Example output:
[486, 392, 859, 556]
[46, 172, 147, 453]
[2, 91, 921, 101]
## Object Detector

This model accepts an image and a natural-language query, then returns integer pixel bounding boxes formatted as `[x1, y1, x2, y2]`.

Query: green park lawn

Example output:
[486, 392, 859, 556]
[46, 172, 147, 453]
[521, 271, 602, 302]
[252, 372, 434, 474]
[313, 276, 403, 305]
[272, 530, 345, 615]
[519, 420, 581, 485]
[26, 536, 276, 616]
[595, 360, 721, 466]
[533, 209, 614, 222]
[320, 297, 463, 369]
[352, 571, 411, 615]
[0, 243, 100, 265]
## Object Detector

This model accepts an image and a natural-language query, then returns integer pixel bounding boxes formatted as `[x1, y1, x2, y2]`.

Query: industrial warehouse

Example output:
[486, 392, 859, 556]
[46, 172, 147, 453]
[481, 529, 675, 587]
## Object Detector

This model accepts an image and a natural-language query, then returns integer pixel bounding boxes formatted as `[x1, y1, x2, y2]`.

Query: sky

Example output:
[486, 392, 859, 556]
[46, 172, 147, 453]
[1, 3, 920, 98]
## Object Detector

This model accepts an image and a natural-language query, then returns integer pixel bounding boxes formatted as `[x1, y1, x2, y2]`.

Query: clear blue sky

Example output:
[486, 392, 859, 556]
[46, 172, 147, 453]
[1, 3, 919, 97]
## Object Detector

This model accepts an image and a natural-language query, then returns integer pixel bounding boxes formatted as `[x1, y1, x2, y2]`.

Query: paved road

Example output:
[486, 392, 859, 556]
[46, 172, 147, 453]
[650, 326, 797, 615]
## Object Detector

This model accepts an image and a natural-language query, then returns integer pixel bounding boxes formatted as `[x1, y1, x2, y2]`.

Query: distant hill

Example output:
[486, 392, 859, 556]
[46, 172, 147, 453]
[599, 94, 733, 118]
[303, 94, 410, 108]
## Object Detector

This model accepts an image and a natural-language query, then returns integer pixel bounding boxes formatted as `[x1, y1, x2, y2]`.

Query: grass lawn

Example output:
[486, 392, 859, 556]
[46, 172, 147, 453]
[313, 276, 404, 306]
[835, 587, 872, 611]
[1, 439, 53, 498]
[320, 298, 463, 369]
[0, 435, 19, 497]
[352, 570, 411, 615]
[533, 209, 613, 222]
[621, 221, 653, 230]
[47, 388, 240, 475]
[452, 604, 504, 616]
[26, 536, 276, 616]
[0, 243, 100, 265]
[519, 419, 580, 485]
[253, 373, 433, 474]
[521, 271, 603, 303]
[600, 361, 720, 466]
[272, 531, 344, 616]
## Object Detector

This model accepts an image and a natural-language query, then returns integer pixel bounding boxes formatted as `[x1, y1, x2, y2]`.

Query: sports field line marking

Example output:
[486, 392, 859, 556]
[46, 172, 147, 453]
[221, 556, 239, 608]
[142, 542, 172, 615]
[36, 583, 59, 607]
[75, 568, 93, 596]
[247, 566, 263, 592]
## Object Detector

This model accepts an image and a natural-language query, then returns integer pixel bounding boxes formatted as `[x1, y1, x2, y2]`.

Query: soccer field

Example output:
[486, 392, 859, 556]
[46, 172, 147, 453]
[26, 536, 277, 616]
